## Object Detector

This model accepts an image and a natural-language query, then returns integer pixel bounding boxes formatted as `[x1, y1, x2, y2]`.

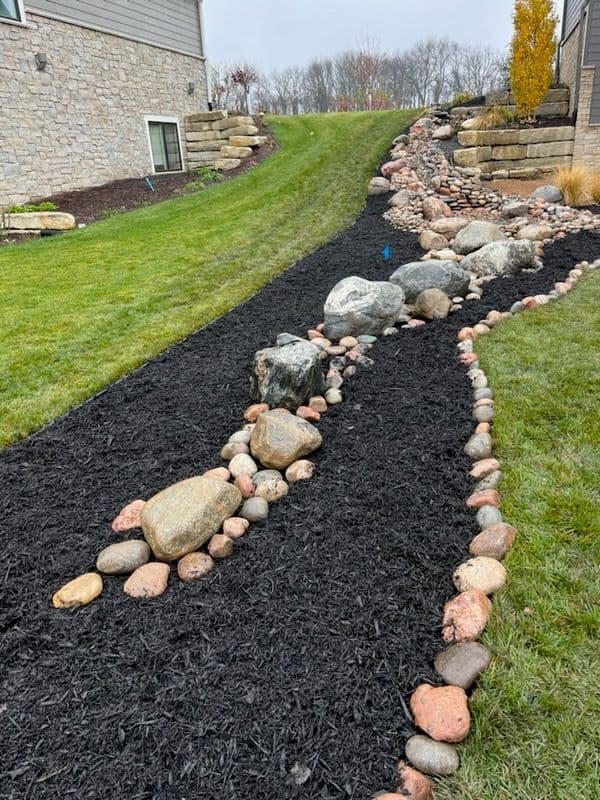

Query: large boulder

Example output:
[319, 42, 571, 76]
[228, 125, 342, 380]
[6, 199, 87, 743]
[389, 260, 470, 303]
[141, 477, 241, 561]
[461, 240, 536, 277]
[530, 184, 563, 203]
[7, 211, 76, 230]
[323, 276, 405, 339]
[251, 339, 324, 410]
[250, 411, 322, 470]
[453, 221, 506, 255]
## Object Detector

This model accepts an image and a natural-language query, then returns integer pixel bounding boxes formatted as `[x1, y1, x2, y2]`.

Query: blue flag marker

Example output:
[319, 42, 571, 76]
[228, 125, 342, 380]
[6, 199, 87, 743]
[145, 176, 156, 192]
[382, 244, 391, 261]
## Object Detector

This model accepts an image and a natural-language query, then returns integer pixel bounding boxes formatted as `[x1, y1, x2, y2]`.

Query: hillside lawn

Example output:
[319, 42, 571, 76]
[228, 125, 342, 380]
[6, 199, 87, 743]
[0, 110, 413, 447]
[436, 272, 600, 800]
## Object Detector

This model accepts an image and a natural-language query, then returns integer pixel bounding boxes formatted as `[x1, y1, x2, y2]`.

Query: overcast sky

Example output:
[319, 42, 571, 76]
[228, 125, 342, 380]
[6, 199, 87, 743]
[203, 0, 562, 72]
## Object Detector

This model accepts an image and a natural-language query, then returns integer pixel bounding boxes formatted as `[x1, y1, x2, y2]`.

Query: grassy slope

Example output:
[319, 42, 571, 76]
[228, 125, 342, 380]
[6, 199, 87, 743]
[0, 110, 412, 447]
[436, 272, 600, 800]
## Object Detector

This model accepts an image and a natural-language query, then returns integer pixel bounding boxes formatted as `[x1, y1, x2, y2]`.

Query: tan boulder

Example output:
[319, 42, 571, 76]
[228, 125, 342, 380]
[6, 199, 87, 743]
[8, 211, 75, 230]
[140, 476, 241, 561]
[229, 135, 267, 147]
[250, 411, 322, 470]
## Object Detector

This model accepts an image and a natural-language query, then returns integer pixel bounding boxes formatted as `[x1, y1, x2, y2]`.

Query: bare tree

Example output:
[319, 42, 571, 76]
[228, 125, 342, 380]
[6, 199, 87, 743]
[231, 63, 260, 114]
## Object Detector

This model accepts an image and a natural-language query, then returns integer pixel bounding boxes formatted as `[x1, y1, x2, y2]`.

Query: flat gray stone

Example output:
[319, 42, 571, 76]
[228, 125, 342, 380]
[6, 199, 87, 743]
[453, 220, 506, 255]
[389, 260, 470, 303]
[240, 496, 269, 522]
[530, 184, 563, 203]
[434, 642, 492, 689]
[405, 735, 459, 776]
[96, 540, 151, 574]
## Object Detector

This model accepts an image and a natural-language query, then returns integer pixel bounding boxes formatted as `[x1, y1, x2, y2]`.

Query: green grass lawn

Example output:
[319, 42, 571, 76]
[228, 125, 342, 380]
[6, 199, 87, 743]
[0, 110, 413, 447]
[435, 272, 600, 800]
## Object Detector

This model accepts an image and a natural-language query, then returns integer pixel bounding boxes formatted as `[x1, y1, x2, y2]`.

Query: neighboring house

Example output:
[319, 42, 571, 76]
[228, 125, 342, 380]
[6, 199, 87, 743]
[559, 0, 600, 166]
[0, 1, 209, 208]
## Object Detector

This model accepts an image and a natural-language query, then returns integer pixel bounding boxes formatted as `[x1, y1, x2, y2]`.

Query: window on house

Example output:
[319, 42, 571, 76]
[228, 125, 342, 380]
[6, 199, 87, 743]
[0, 0, 23, 22]
[147, 119, 183, 173]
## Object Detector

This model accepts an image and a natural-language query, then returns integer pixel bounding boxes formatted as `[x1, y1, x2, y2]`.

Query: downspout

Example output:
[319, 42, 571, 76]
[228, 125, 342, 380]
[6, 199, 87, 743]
[198, 0, 212, 110]
[574, 5, 590, 119]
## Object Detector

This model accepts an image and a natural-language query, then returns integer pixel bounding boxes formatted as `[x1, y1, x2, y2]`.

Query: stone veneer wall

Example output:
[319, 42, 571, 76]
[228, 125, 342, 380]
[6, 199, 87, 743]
[454, 127, 575, 178]
[0, 13, 208, 208]
[572, 66, 600, 168]
[560, 26, 582, 116]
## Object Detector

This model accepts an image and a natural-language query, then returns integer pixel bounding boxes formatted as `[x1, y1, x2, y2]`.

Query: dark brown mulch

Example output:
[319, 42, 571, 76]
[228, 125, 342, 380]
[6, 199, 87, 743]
[1, 117, 276, 237]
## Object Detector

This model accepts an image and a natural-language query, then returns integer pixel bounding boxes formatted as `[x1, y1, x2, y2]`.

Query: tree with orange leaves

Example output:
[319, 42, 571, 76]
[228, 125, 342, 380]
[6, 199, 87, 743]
[510, 0, 558, 120]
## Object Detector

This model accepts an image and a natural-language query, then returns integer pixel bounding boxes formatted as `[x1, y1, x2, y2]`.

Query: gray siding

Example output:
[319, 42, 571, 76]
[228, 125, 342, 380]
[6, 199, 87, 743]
[583, 0, 600, 120]
[563, 0, 588, 40]
[25, 0, 203, 56]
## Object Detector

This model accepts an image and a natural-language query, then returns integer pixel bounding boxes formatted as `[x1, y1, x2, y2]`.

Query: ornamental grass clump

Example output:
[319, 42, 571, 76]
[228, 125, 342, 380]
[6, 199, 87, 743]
[510, 0, 558, 120]
[587, 171, 600, 204]
[552, 165, 589, 206]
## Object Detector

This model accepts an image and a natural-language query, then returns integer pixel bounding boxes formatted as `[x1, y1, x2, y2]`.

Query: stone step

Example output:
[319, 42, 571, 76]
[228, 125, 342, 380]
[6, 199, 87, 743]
[229, 135, 267, 148]
[186, 130, 229, 142]
[478, 155, 571, 173]
[185, 110, 228, 123]
[214, 158, 242, 171]
[459, 126, 575, 147]
[187, 140, 224, 152]
[220, 145, 253, 158]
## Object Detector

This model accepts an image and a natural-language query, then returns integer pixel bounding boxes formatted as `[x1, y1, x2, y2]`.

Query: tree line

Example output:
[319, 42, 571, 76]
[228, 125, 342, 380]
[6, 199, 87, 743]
[210, 38, 507, 114]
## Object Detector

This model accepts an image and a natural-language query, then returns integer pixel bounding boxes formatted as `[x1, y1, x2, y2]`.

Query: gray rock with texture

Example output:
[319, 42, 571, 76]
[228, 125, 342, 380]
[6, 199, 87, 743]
[323, 276, 405, 339]
[461, 239, 535, 277]
[530, 184, 563, 203]
[405, 736, 459, 776]
[96, 540, 151, 574]
[477, 505, 503, 529]
[251, 339, 324, 410]
[367, 177, 391, 195]
[389, 260, 470, 303]
[453, 220, 506, 255]
[501, 201, 529, 219]
[434, 642, 492, 689]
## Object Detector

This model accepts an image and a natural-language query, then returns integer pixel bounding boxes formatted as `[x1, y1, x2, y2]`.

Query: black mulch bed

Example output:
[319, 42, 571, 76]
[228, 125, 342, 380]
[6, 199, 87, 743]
[1, 188, 598, 798]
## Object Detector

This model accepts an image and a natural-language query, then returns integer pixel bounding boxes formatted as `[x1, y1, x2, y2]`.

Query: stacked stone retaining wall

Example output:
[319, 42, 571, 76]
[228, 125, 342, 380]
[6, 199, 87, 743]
[454, 126, 575, 178]
[185, 112, 267, 172]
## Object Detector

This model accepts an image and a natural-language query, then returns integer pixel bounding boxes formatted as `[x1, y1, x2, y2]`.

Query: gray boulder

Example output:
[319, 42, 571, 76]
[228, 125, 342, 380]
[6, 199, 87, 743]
[453, 220, 506, 255]
[389, 260, 470, 303]
[501, 200, 529, 219]
[251, 339, 324, 410]
[461, 239, 535, 277]
[530, 184, 563, 203]
[141, 477, 241, 561]
[323, 276, 405, 339]
[388, 189, 412, 207]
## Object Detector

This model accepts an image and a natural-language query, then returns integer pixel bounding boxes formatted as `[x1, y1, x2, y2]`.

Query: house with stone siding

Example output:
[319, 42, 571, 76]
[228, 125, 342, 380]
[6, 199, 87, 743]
[0, 1, 209, 208]
[559, 0, 600, 166]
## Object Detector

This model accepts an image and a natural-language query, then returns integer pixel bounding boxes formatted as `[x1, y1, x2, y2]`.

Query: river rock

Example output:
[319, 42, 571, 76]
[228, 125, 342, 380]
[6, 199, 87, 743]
[432, 124, 453, 140]
[419, 230, 449, 251]
[453, 220, 505, 255]
[442, 589, 492, 642]
[389, 260, 470, 303]
[240, 496, 269, 522]
[255, 478, 288, 503]
[228, 453, 258, 478]
[461, 240, 535, 276]
[477, 504, 503, 528]
[464, 433, 493, 459]
[52, 573, 103, 608]
[368, 176, 391, 195]
[414, 288, 452, 320]
[223, 517, 250, 538]
[516, 224, 553, 241]
[140, 476, 241, 561]
[208, 533, 234, 559]
[285, 460, 315, 482]
[410, 684, 470, 743]
[405, 735, 459, 776]
[323, 276, 405, 339]
[124, 562, 169, 599]
[434, 642, 492, 689]
[177, 552, 215, 581]
[430, 216, 469, 236]
[253, 469, 283, 485]
[501, 201, 529, 218]
[96, 540, 151, 574]
[422, 196, 452, 221]
[453, 557, 508, 594]
[474, 470, 502, 491]
[469, 522, 516, 559]
[111, 499, 145, 531]
[396, 764, 434, 800]
[470, 459, 499, 480]
[250, 410, 322, 469]
[251, 339, 324, 410]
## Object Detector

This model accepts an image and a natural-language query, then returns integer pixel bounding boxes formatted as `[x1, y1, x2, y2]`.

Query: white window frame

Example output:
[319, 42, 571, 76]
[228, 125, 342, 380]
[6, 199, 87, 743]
[144, 115, 185, 175]
[0, 0, 27, 26]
